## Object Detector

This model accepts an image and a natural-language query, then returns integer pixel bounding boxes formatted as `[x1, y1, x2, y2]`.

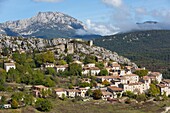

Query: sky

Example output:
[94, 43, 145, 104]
[0, 0, 170, 35]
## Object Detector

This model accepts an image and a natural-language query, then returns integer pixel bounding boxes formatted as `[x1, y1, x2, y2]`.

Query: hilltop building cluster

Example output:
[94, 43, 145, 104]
[0, 36, 169, 110]
[3, 58, 167, 101]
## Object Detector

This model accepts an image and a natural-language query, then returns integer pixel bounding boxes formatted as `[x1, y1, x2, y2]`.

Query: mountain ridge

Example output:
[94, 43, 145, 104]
[0, 12, 89, 38]
[94, 30, 170, 78]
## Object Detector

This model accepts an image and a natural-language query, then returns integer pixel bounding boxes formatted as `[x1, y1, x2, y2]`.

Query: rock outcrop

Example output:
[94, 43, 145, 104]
[0, 34, 138, 68]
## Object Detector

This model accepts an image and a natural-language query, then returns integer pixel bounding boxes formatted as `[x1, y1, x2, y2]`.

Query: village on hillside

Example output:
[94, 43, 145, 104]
[0, 37, 169, 112]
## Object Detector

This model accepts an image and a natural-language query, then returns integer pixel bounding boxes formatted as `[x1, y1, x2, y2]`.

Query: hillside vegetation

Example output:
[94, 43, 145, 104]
[94, 30, 170, 78]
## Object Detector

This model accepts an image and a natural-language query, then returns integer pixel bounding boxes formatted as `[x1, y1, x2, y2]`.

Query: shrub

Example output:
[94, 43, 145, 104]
[35, 98, 52, 112]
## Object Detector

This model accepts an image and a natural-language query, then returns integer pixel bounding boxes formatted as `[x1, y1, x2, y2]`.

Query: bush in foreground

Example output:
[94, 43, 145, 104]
[35, 98, 52, 112]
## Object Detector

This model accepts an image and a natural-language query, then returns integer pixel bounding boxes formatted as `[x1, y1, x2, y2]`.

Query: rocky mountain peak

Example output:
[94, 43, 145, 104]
[0, 12, 86, 38]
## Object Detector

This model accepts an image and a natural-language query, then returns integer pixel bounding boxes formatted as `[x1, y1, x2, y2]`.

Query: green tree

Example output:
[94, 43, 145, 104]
[35, 51, 54, 66]
[102, 80, 110, 86]
[43, 51, 55, 63]
[44, 77, 56, 87]
[79, 82, 91, 88]
[0, 85, 5, 91]
[68, 63, 82, 76]
[20, 73, 33, 85]
[134, 70, 149, 77]
[7, 68, 20, 83]
[123, 91, 136, 98]
[93, 89, 102, 100]
[61, 93, 67, 101]
[95, 62, 104, 69]
[12, 53, 27, 64]
[0, 68, 7, 84]
[98, 69, 108, 76]
[65, 54, 73, 64]
[11, 99, 18, 109]
[0, 96, 6, 104]
[136, 94, 147, 102]
[86, 89, 93, 97]
[2, 47, 10, 56]
[162, 92, 168, 101]
[24, 94, 34, 105]
[148, 83, 160, 97]
[84, 56, 96, 64]
[31, 70, 44, 85]
[46, 67, 56, 75]
[57, 60, 67, 65]
[35, 98, 52, 112]
[11, 92, 24, 102]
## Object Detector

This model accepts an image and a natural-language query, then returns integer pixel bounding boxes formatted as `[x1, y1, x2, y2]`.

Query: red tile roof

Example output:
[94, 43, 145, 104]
[54, 88, 66, 92]
[96, 76, 120, 79]
[124, 74, 138, 77]
[34, 85, 48, 89]
[107, 86, 123, 91]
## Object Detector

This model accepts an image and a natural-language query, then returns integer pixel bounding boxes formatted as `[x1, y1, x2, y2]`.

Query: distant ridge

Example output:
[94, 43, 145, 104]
[0, 12, 98, 39]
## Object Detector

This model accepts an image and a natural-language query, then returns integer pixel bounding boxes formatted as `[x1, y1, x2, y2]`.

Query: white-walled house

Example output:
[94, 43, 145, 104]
[119, 70, 126, 76]
[111, 62, 121, 71]
[157, 84, 170, 96]
[44, 63, 55, 68]
[3, 104, 11, 109]
[120, 82, 150, 94]
[32, 85, 49, 97]
[72, 60, 84, 67]
[123, 74, 139, 84]
[162, 79, 170, 87]
[101, 90, 113, 100]
[96, 76, 120, 82]
[86, 63, 95, 68]
[78, 87, 90, 97]
[107, 86, 123, 98]
[82, 67, 100, 76]
[4, 63, 16, 72]
[54, 88, 67, 98]
[66, 89, 80, 98]
[55, 65, 68, 72]
[147, 72, 162, 83]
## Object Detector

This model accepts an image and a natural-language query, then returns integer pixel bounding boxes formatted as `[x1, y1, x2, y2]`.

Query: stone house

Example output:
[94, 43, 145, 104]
[77, 87, 90, 98]
[111, 62, 121, 71]
[101, 90, 113, 100]
[120, 82, 150, 94]
[123, 74, 139, 84]
[161, 79, 170, 87]
[66, 89, 80, 98]
[147, 72, 163, 83]
[72, 60, 84, 67]
[32, 85, 49, 97]
[86, 63, 95, 68]
[96, 76, 120, 83]
[107, 86, 123, 98]
[157, 84, 170, 96]
[54, 88, 67, 98]
[55, 64, 68, 72]
[4, 63, 16, 72]
[82, 67, 100, 76]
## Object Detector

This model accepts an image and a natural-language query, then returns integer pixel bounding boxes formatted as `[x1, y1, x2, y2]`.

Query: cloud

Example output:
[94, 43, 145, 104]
[102, 0, 123, 8]
[150, 9, 170, 22]
[136, 7, 147, 15]
[100, 0, 170, 34]
[76, 19, 119, 36]
[33, 0, 63, 3]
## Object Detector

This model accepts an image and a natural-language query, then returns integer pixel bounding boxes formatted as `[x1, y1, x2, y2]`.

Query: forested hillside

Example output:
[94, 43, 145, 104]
[94, 30, 170, 78]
